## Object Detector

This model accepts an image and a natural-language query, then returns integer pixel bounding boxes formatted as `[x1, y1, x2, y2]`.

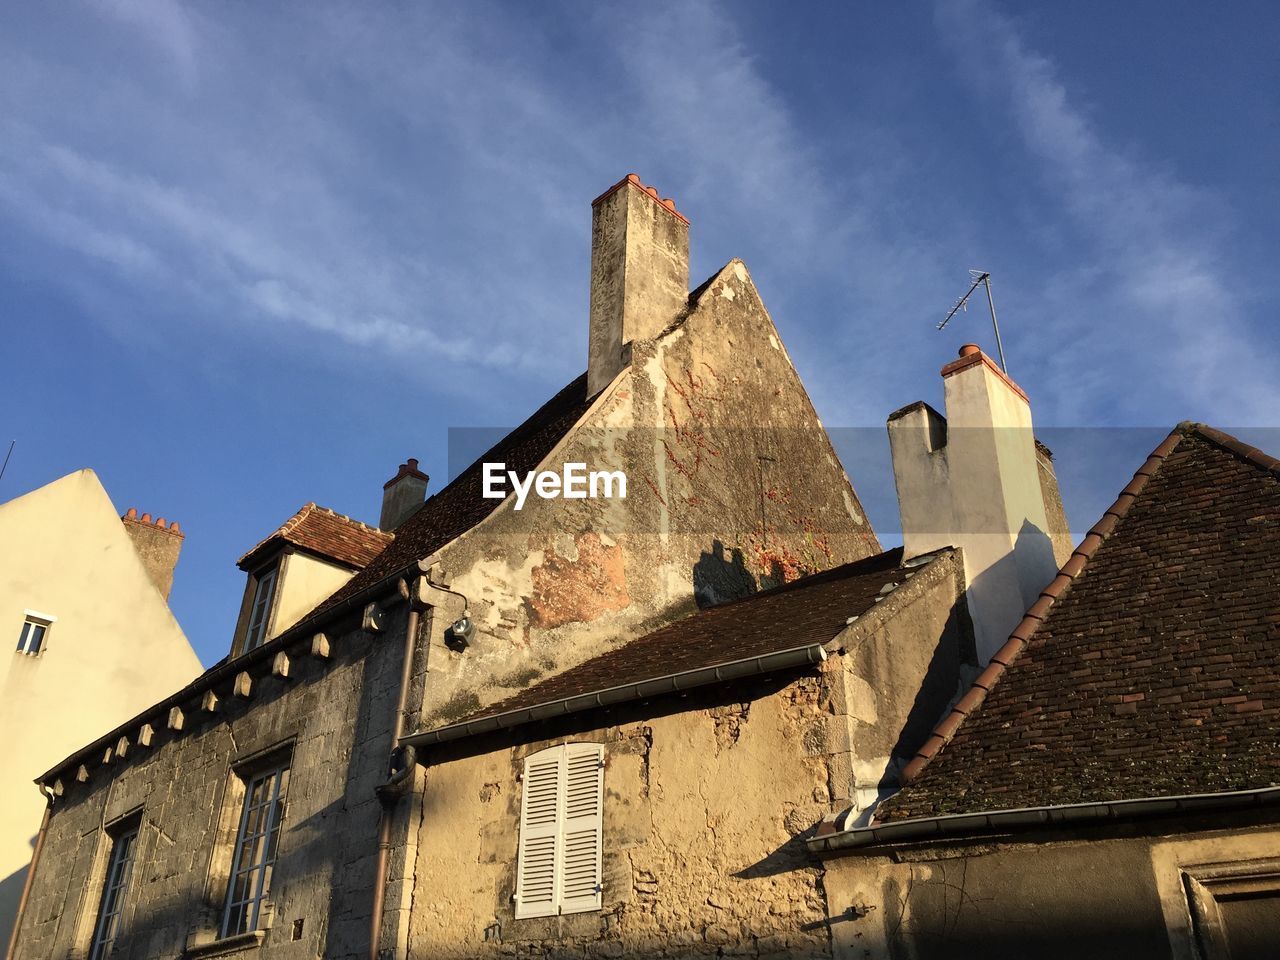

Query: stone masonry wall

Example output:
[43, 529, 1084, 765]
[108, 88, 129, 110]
[11, 602, 408, 960]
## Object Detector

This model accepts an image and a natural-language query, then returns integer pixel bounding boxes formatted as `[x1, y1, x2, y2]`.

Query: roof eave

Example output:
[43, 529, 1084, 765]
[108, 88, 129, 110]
[811, 786, 1280, 855]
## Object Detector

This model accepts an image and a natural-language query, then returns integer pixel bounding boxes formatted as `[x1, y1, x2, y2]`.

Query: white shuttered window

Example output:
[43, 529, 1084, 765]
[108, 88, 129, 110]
[514, 743, 604, 918]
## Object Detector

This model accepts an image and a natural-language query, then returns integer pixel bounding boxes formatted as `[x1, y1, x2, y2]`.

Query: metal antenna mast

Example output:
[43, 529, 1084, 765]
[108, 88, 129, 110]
[0, 440, 13, 484]
[937, 270, 1008, 374]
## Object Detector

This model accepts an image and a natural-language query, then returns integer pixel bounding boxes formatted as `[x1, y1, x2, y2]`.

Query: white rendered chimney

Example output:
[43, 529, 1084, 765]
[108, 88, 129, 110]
[587, 174, 690, 397]
[888, 345, 1060, 663]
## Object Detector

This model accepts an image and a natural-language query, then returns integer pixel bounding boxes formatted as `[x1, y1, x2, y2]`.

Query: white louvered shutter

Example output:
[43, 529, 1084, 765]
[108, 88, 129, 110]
[558, 743, 604, 914]
[514, 748, 561, 918]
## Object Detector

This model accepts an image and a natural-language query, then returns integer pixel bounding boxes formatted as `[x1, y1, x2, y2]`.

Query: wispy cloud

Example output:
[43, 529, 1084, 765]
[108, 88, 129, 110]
[933, 0, 1275, 425]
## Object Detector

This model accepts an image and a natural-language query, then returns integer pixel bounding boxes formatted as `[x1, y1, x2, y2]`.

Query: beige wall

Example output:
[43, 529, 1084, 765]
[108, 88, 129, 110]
[411, 678, 835, 959]
[270, 551, 355, 639]
[821, 820, 1280, 960]
[0, 470, 202, 948]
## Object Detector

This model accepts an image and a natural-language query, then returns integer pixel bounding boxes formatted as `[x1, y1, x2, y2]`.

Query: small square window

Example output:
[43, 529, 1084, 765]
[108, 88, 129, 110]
[16, 614, 53, 656]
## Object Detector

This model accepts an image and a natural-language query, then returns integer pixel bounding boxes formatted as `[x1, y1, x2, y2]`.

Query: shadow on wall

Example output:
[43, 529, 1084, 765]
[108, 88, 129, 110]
[692, 540, 758, 609]
[0, 857, 30, 957]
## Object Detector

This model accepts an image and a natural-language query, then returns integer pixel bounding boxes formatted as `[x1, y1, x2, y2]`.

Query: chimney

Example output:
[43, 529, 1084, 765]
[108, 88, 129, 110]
[588, 174, 690, 396]
[121, 507, 184, 600]
[887, 345, 1062, 663]
[381, 458, 429, 530]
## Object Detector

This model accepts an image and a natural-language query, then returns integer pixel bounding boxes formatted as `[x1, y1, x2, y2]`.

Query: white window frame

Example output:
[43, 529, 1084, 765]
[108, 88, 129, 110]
[221, 763, 290, 938]
[16, 610, 56, 656]
[514, 743, 604, 919]
[243, 567, 278, 652]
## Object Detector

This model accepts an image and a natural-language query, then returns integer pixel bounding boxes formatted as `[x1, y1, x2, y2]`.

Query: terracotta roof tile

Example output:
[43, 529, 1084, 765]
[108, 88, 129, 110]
[879, 424, 1280, 821]
[238, 503, 392, 571]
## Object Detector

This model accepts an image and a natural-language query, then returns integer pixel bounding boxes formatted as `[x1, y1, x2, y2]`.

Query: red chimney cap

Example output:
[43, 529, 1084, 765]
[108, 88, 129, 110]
[591, 173, 689, 225]
[384, 458, 430, 490]
[959, 343, 982, 357]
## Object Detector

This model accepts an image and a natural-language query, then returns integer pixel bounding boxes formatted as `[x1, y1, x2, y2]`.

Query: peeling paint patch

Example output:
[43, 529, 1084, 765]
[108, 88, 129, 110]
[527, 532, 630, 629]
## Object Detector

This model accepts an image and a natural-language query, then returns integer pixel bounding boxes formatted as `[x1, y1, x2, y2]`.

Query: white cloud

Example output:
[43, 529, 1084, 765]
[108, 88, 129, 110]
[933, 0, 1275, 425]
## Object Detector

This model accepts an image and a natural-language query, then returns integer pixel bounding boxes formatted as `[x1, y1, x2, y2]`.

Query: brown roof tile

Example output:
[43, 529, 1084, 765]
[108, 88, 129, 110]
[879, 424, 1280, 821]
[238, 503, 392, 571]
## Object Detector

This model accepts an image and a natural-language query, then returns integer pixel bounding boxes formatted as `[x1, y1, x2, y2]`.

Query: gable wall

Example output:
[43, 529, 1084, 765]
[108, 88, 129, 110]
[416, 261, 879, 730]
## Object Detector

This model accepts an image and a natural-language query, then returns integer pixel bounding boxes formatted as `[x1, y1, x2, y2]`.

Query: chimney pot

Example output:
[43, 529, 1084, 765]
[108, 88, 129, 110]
[125, 507, 138, 519]
[960, 343, 982, 357]
[156, 517, 167, 528]
[140, 513, 152, 523]
[170, 521, 181, 533]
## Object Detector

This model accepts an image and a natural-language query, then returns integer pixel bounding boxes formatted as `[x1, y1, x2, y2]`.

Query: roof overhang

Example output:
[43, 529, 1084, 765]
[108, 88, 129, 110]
[401, 642, 830, 750]
[810, 786, 1280, 855]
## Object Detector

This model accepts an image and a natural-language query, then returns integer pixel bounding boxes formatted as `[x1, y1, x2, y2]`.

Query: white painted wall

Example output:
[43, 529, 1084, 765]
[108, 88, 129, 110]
[889, 352, 1059, 663]
[0, 470, 202, 948]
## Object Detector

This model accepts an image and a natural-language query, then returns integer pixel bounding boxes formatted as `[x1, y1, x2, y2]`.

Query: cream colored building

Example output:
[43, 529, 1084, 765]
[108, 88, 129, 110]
[0, 469, 202, 950]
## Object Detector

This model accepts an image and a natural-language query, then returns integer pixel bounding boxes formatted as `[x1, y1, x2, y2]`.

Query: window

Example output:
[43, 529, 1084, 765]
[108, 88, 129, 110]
[222, 764, 290, 938]
[243, 567, 277, 652]
[514, 743, 603, 919]
[89, 822, 140, 960]
[16, 612, 53, 655]
[1183, 858, 1280, 960]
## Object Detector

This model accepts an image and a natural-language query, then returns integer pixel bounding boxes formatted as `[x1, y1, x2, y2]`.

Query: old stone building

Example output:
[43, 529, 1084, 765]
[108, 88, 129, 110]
[814, 423, 1280, 960]
[0, 470, 202, 951]
[6, 174, 907, 960]
[15, 170, 1265, 960]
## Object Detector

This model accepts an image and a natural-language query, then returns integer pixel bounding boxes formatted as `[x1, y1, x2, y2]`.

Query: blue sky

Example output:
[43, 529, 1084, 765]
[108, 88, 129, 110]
[3, 1, 1277, 667]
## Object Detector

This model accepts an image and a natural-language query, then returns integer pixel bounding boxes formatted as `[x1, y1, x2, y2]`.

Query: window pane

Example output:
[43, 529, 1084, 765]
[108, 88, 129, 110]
[89, 826, 140, 960]
[222, 764, 290, 939]
[30, 623, 45, 653]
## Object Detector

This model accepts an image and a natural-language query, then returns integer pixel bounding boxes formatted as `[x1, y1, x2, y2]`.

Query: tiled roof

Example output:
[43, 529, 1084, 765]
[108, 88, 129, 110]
[444, 547, 910, 729]
[238, 502, 392, 571]
[304, 372, 596, 621]
[878, 424, 1280, 822]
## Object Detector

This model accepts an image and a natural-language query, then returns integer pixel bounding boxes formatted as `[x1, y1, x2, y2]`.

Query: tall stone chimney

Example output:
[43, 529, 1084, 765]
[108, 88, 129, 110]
[121, 508, 184, 600]
[888, 345, 1064, 663]
[381, 458, 429, 530]
[587, 174, 690, 396]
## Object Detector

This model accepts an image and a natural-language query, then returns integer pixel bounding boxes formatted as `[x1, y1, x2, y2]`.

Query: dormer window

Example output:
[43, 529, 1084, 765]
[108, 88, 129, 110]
[243, 566, 278, 652]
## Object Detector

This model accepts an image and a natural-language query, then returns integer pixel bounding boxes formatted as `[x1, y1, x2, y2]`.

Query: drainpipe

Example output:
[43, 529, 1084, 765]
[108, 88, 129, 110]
[4, 786, 53, 960]
[369, 598, 421, 960]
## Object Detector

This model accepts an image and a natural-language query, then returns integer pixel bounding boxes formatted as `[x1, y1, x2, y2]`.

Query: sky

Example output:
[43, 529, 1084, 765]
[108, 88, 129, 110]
[2, 1, 1277, 667]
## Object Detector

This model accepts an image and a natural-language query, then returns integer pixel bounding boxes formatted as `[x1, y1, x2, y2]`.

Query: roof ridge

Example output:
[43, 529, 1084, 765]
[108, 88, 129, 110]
[1181, 422, 1280, 476]
[895, 425, 1189, 789]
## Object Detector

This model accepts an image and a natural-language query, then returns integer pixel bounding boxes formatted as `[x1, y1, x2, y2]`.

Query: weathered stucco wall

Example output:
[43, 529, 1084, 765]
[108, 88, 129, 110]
[410, 676, 835, 959]
[0, 470, 201, 950]
[821, 819, 1280, 960]
[10, 604, 407, 960]
[417, 259, 879, 730]
[408, 552, 970, 959]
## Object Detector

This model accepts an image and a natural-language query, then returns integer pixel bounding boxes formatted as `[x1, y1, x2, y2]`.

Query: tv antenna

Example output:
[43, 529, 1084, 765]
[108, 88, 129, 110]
[937, 270, 1008, 374]
[0, 440, 13, 484]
